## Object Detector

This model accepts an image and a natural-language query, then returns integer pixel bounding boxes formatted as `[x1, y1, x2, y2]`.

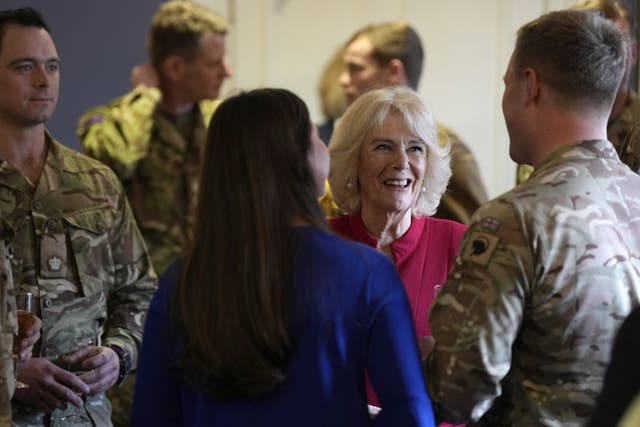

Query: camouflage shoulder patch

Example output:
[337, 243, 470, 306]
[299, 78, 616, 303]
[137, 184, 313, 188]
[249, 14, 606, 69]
[461, 231, 500, 266]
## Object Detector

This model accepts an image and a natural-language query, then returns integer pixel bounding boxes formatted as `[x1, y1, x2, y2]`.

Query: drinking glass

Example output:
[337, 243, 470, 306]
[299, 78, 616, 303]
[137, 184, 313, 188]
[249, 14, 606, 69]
[59, 405, 91, 425]
[58, 340, 94, 424]
[14, 292, 35, 389]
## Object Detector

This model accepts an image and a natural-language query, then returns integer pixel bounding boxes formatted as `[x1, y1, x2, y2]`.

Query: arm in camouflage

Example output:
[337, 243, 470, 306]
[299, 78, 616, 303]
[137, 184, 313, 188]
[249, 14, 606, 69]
[0, 236, 17, 423]
[101, 185, 157, 369]
[434, 124, 488, 224]
[76, 87, 161, 180]
[426, 200, 533, 423]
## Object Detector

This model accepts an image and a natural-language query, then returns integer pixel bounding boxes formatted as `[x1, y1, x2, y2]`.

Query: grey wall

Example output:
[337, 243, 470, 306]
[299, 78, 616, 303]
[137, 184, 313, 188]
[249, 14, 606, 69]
[3, 1, 163, 151]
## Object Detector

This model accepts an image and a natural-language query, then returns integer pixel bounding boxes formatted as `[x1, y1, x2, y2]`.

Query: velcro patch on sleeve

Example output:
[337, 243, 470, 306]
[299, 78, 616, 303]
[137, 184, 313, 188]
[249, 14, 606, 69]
[83, 115, 105, 128]
[461, 231, 500, 266]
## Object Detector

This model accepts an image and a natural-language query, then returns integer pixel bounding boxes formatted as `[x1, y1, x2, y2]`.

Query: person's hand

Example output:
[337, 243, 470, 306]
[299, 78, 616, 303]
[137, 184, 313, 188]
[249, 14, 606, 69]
[130, 62, 159, 88]
[14, 311, 41, 361]
[59, 346, 119, 394]
[13, 357, 90, 411]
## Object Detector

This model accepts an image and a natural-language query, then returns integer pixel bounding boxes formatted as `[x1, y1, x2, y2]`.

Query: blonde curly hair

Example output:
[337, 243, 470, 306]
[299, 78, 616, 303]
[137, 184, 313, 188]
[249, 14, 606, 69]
[329, 86, 451, 217]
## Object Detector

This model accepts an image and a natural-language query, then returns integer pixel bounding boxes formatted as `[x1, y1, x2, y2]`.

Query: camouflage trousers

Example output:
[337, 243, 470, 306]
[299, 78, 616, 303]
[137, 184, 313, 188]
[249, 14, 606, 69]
[106, 373, 136, 427]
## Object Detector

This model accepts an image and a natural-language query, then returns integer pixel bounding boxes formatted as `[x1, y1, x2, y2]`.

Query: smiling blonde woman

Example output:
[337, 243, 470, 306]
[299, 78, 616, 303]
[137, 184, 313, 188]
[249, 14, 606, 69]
[329, 86, 466, 407]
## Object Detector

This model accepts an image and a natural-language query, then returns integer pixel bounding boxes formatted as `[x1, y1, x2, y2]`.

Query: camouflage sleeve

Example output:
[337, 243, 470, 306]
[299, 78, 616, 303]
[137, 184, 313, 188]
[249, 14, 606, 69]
[77, 87, 161, 180]
[0, 238, 16, 421]
[102, 185, 158, 369]
[426, 199, 535, 423]
[435, 125, 489, 224]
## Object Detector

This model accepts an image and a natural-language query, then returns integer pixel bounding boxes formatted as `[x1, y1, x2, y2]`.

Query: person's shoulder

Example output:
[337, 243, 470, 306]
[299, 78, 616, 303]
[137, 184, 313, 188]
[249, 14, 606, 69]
[159, 258, 183, 292]
[54, 141, 117, 175]
[51, 140, 122, 193]
[328, 214, 350, 231]
[150, 257, 183, 312]
[77, 87, 161, 135]
[436, 121, 468, 149]
[467, 189, 525, 232]
[297, 227, 402, 305]
[297, 226, 387, 269]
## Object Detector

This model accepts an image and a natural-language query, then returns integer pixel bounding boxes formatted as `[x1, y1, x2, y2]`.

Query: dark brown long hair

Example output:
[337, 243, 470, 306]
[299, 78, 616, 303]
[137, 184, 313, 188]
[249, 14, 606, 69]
[173, 88, 326, 398]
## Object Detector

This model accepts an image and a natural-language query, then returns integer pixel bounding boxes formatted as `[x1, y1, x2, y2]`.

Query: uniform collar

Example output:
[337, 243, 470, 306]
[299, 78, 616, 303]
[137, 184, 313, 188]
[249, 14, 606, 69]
[530, 139, 616, 180]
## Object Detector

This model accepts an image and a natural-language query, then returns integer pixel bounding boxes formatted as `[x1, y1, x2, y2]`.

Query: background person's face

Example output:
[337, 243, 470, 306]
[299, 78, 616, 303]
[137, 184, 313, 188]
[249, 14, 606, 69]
[0, 24, 60, 128]
[357, 113, 426, 218]
[339, 36, 389, 105]
[180, 32, 232, 101]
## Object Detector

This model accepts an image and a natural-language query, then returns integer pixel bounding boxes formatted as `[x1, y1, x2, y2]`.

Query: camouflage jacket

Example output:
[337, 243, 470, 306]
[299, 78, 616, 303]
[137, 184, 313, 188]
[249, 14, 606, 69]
[1, 134, 157, 426]
[323, 122, 488, 223]
[0, 233, 17, 425]
[434, 123, 488, 224]
[427, 140, 640, 426]
[517, 90, 640, 184]
[77, 86, 220, 274]
[610, 90, 640, 174]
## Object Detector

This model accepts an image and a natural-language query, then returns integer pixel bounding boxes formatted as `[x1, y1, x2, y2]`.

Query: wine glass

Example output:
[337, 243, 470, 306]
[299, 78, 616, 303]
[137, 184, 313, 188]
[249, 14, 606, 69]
[59, 405, 91, 424]
[14, 292, 35, 389]
[58, 339, 94, 424]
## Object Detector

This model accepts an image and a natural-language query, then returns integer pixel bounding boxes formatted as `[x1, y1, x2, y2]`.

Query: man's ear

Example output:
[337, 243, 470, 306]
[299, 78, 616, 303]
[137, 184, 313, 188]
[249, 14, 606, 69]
[387, 58, 409, 86]
[161, 55, 186, 82]
[523, 67, 539, 104]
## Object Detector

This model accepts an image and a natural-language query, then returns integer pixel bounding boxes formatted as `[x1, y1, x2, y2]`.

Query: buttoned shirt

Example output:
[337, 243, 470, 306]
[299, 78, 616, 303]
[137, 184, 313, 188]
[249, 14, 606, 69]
[1, 134, 157, 426]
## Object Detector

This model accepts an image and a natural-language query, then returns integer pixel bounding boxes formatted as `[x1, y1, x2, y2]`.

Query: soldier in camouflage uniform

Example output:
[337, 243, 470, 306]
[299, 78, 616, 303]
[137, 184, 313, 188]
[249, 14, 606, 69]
[0, 222, 41, 425]
[331, 21, 488, 224]
[426, 10, 640, 426]
[77, 0, 230, 276]
[516, 0, 640, 183]
[0, 7, 157, 426]
[0, 231, 17, 425]
[77, 3, 229, 425]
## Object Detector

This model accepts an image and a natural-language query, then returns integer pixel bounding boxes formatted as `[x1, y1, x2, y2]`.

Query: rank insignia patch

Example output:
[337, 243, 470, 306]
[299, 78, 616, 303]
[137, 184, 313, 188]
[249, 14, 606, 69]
[48, 255, 63, 272]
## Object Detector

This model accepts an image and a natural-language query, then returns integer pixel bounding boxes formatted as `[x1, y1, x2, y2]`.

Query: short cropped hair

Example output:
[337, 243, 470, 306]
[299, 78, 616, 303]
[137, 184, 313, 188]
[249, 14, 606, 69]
[0, 7, 50, 54]
[348, 22, 424, 90]
[512, 9, 626, 111]
[149, 0, 229, 70]
[329, 86, 450, 217]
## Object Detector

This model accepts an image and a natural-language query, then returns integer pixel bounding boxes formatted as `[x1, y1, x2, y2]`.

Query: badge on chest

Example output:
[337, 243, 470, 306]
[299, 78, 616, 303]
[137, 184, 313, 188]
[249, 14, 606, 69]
[40, 218, 67, 278]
